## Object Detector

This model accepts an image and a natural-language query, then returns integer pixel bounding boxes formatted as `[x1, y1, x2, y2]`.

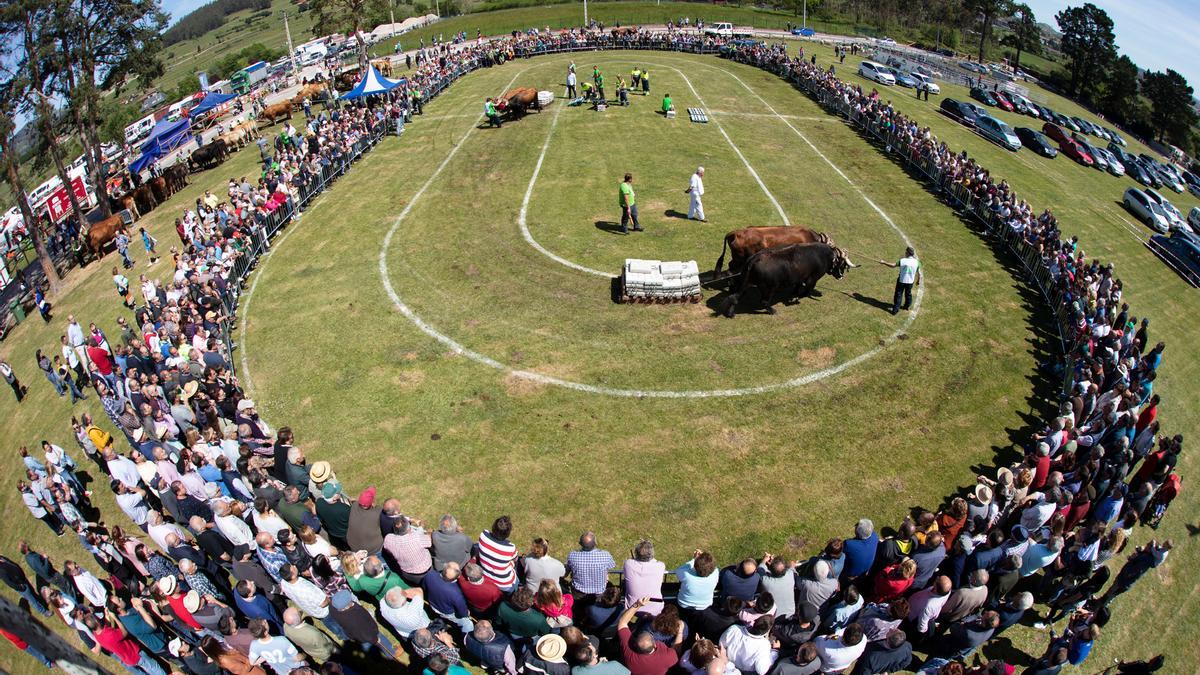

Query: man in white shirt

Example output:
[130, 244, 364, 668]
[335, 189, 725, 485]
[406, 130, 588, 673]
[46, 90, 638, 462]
[215, 500, 257, 556]
[878, 247, 920, 315]
[104, 449, 141, 490]
[66, 561, 107, 610]
[113, 481, 150, 529]
[719, 617, 778, 674]
[380, 587, 431, 638]
[813, 624, 866, 673]
[279, 564, 331, 619]
[686, 167, 706, 221]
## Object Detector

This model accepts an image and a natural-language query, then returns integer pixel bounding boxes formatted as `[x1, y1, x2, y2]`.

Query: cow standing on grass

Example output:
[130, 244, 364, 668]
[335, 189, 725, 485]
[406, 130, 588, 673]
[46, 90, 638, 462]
[719, 243, 856, 317]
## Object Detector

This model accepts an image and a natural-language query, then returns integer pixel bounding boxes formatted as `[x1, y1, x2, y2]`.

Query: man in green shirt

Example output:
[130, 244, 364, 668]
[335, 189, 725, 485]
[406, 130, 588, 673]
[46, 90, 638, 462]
[619, 173, 642, 233]
[595, 73, 606, 101]
[484, 98, 502, 128]
[283, 607, 336, 664]
[662, 93, 674, 114]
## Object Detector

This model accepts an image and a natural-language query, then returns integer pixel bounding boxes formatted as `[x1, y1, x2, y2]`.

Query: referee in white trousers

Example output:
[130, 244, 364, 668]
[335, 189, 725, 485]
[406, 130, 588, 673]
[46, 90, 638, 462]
[686, 166, 706, 221]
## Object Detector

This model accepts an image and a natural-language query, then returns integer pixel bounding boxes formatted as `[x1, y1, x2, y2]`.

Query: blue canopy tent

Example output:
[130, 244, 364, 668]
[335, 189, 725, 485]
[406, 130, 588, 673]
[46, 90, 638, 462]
[189, 91, 236, 118]
[129, 118, 192, 174]
[339, 65, 406, 100]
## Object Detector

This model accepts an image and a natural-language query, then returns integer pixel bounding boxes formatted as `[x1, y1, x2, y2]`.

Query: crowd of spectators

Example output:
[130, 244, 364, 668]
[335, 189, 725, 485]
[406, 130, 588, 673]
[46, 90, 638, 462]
[0, 26, 1179, 675]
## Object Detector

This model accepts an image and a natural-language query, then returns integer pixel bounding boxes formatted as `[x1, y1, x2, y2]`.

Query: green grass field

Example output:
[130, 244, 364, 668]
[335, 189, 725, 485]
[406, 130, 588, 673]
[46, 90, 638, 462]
[2, 44, 1199, 672]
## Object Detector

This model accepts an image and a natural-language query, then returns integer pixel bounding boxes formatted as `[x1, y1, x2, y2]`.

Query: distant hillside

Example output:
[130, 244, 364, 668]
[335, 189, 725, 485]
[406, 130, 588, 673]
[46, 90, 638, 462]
[163, 0, 273, 46]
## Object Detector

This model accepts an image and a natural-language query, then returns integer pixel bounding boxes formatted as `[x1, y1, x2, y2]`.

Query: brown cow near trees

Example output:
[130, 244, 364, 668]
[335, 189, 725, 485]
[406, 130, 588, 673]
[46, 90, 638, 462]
[164, 164, 188, 194]
[85, 214, 124, 254]
[713, 226, 832, 274]
[131, 185, 157, 214]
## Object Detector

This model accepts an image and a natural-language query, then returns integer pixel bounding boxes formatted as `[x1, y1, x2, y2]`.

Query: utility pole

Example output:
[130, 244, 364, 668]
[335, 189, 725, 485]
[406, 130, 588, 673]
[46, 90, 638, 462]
[282, 10, 298, 80]
[584, 0, 588, 28]
[802, 0, 807, 29]
[390, 0, 396, 37]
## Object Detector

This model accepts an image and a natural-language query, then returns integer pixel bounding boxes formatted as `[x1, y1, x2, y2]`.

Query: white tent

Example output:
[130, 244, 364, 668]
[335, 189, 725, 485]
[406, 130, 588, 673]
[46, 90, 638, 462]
[366, 15, 440, 43]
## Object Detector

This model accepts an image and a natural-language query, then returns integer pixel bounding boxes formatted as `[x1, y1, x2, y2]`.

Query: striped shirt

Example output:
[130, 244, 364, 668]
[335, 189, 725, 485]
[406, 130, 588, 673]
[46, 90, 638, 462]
[476, 531, 518, 587]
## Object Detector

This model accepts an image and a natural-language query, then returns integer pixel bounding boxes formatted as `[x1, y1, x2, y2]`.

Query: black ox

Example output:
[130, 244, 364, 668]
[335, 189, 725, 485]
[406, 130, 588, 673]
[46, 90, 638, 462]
[188, 139, 228, 172]
[719, 242, 857, 318]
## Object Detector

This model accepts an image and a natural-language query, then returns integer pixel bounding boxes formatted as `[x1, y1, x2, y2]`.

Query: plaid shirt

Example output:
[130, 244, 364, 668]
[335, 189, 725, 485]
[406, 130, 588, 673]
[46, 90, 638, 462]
[566, 549, 616, 595]
[383, 529, 433, 574]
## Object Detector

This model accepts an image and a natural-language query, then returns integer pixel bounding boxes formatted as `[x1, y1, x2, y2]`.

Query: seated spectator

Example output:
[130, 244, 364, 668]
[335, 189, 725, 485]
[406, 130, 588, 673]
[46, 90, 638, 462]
[719, 615, 777, 675]
[465, 619, 517, 675]
[379, 586, 430, 639]
[813, 623, 867, 674]
[497, 586, 551, 639]
[719, 558, 761, 602]
[536, 578, 575, 627]
[850, 629, 911, 675]
[433, 514, 473, 572]
[459, 561, 503, 616]
[521, 633, 571, 675]
[673, 550, 719, 614]
[766, 641, 821, 675]
[523, 537, 567, 594]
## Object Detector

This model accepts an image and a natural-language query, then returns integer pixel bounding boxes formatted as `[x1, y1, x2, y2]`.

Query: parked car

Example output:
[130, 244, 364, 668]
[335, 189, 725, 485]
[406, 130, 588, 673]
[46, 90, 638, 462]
[1143, 189, 1189, 231]
[1157, 167, 1186, 193]
[908, 72, 940, 94]
[1183, 171, 1200, 197]
[1124, 187, 1171, 232]
[1131, 160, 1163, 189]
[1147, 232, 1200, 286]
[991, 91, 1016, 112]
[1053, 112, 1080, 132]
[858, 61, 896, 85]
[970, 87, 999, 106]
[976, 115, 1022, 151]
[885, 67, 918, 88]
[1189, 206, 1200, 231]
[1059, 138, 1094, 166]
[1108, 143, 1137, 165]
[1033, 103, 1054, 121]
[1076, 139, 1108, 171]
[1093, 147, 1125, 176]
[940, 98, 980, 127]
[1015, 127, 1057, 158]
[1105, 128, 1126, 146]
[1042, 121, 1070, 145]
[913, 65, 940, 78]
[1005, 92, 1033, 115]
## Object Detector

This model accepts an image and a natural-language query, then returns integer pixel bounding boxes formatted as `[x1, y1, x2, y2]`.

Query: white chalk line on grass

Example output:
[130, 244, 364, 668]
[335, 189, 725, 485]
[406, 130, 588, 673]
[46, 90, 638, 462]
[516, 59, 792, 279]
[376, 55, 922, 398]
[688, 59, 925, 325]
[238, 68, 530, 395]
[517, 105, 613, 279]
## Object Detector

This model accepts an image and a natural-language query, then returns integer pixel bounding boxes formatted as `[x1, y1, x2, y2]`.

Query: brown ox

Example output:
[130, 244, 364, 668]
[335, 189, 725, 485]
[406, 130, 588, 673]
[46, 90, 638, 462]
[292, 83, 331, 108]
[371, 59, 394, 77]
[497, 87, 541, 116]
[109, 194, 139, 220]
[164, 165, 188, 194]
[86, 214, 124, 254]
[714, 226, 832, 274]
[258, 101, 293, 127]
[149, 176, 169, 204]
[220, 126, 248, 149]
[132, 185, 158, 214]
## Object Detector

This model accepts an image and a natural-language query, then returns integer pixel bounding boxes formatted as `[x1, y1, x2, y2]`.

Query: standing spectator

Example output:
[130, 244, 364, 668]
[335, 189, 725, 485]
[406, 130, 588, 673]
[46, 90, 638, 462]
[523, 537, 566, 593]
[673, 550, 719, 615]
[86, 613, 168, 675]
[432, 514, 473, 572]
[247, 618, 305, 673]
[618, 173, 641, 234]
[813, 623, 867, 674]
[18, 480, 64, 536]
[384, 515, 433, 586]
[282, 607, 335, 665]
[346, 487, 385, 558]
[0, 359, 26, 402]
[623, 539, 666, 615]
[0, 553, 50, 615]
[0, 627, 55, 670]
[477, 515, 519, 591]
[567, 531, 616, 602]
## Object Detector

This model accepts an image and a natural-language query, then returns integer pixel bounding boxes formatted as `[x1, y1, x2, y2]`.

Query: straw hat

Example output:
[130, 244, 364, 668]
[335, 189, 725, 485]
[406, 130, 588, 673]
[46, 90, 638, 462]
[310, 461, 333, 484]
[973, 484, 993, 505]
[182, 590, 201, 613]
[157, 576, 177, 595]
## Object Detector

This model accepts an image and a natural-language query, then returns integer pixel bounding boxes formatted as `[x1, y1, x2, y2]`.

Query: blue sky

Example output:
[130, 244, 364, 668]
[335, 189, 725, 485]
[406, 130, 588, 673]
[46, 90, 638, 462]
[1024, 0, 1200, 90]
[162, 0, 217, 25]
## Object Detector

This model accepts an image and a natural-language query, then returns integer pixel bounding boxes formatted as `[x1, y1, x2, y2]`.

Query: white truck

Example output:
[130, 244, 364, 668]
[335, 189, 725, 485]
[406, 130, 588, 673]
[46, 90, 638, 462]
[124, 114, 156, 145]
[704, 22, 735, 38]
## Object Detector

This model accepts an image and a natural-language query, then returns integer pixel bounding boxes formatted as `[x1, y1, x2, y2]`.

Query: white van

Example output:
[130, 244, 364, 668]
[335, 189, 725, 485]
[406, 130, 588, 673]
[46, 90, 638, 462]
[124, 114, 156, 145]
[858, 60, 896, 85]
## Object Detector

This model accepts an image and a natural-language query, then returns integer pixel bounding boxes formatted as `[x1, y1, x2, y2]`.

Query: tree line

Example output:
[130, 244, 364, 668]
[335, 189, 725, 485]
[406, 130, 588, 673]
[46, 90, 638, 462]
[162, 0, 272, 46]
[0, 0, 167, 293]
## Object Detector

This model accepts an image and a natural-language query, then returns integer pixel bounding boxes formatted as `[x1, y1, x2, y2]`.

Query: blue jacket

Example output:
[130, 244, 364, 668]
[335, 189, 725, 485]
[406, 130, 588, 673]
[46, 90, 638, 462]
[842, 534, 879, 578]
